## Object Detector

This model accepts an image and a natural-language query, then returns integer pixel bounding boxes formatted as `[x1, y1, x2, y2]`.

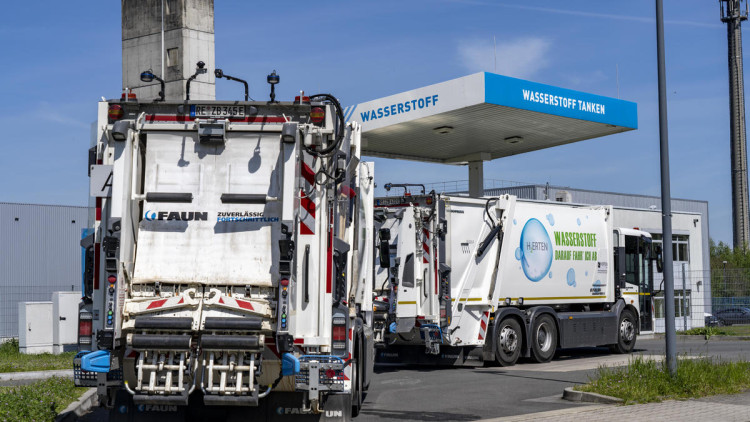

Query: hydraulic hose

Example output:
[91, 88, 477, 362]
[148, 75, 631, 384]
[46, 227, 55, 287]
[306, 94, 345, 157]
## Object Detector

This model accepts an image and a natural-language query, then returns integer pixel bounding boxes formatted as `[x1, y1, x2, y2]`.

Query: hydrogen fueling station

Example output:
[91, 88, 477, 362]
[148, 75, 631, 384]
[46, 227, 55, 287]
[345, 72, 638, 197]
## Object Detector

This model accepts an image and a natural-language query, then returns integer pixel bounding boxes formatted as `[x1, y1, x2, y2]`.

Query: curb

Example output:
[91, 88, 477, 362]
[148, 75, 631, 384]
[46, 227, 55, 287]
[654, 334, 750, 342]
[0, 369, 73, 383]
[54, 388, 98, 422]
[562, 387, 623, 404]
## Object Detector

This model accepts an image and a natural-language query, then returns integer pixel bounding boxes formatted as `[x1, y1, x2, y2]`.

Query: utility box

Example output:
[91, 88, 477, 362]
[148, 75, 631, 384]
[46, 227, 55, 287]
[18, 302, 53, 354]
[53, 291, 81, 354]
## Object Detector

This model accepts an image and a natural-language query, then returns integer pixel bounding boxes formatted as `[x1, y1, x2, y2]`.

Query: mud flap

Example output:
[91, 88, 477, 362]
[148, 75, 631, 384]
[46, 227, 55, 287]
[109, 390, 351, 422]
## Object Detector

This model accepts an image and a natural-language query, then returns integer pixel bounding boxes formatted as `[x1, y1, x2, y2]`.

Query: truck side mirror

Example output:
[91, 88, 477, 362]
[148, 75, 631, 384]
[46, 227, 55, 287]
[654, 244, 664, 273]
[379, 228, 391, 268]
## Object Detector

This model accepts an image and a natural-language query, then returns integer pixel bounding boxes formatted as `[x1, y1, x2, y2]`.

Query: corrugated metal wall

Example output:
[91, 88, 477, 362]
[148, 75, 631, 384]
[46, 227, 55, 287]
[0, 203, 89, 339]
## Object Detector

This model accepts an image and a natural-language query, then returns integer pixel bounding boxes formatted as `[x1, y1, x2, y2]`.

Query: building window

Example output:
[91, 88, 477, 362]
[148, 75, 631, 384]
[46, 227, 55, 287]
[654, 291, 691, 318]
[651, 233, 689, 262]
[167, 48, 179, 68]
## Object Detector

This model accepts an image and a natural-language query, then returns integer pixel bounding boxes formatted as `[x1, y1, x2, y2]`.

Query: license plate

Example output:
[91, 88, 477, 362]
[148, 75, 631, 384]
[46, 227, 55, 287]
[191, 105, 246, 118]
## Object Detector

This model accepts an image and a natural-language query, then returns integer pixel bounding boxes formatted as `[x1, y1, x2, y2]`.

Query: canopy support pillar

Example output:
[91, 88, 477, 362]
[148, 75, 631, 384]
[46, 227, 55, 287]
[468, 160, 484, 198]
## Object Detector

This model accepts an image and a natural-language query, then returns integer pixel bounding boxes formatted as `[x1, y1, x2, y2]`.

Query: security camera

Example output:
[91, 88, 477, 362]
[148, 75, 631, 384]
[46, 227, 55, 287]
[214, 69, 224, 78]
[197, 61, 205, 69]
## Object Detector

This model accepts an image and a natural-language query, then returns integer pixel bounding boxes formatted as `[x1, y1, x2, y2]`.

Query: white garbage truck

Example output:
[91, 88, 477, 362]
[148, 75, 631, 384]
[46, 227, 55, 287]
[372, 188, 659, 366]
[76, 80, 375, 420]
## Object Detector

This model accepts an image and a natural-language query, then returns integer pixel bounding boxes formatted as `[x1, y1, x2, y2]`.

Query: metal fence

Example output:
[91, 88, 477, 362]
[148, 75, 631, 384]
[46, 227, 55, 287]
[0, 284, 78, 339]
[380, 178, 532, 197]
[650, 268, 750, 333]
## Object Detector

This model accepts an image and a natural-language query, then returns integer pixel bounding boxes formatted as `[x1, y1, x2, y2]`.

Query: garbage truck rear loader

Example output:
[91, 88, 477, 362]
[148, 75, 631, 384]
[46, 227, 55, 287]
[373, 192, 657, 366]
[77, 90, 375, 420]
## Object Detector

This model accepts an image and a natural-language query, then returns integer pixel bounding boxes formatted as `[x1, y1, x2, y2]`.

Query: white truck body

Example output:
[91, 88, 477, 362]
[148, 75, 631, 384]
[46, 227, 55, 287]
[77, 95, 375, 420]
[374, 193, 654, 366]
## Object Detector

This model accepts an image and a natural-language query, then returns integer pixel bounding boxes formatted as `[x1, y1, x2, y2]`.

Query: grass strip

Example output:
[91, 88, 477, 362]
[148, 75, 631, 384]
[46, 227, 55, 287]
[679, 325, 750, 337]
[0, 377, 89, 422]
[0, 339, 75, 373]
[576, 356, 750, 404]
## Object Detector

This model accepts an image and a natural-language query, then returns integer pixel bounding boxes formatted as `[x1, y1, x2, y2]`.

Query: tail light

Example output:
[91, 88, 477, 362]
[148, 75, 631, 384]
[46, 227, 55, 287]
[332, 314, 347, 353]
[332, 325, 346, 342]
[78, 311, 93, 349]
[310, 107, 325, 125]
[108, 104, 124, 121]
[79, 319, 92, 337]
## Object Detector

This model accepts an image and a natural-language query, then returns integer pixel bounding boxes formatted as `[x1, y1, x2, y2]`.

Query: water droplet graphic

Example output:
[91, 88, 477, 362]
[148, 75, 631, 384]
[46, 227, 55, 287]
[519, 218, 553, 282]
[577, 218, 581, 226]
[567, 268, 576, 287]
[548, 272, 553, 278]
[546, 214, 555, 226]
[585, 271, 589, 277]
[515, 247, 522, 260]
[513, 219, 517, 225]
[593, 280, 603, 286]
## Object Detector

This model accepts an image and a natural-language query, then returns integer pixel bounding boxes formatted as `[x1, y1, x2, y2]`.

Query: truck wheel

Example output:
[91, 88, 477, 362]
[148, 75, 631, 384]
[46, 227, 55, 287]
[351, 357, 362, 417]
[610, 309, 637, 354]
[530, 314, 557, 363]
[495, 318, 522, 366]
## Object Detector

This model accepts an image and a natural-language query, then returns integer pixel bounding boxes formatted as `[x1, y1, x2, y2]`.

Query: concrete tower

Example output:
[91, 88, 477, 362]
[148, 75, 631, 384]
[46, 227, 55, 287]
[721, 0, 750, 249]
[122, 0, 215, 101]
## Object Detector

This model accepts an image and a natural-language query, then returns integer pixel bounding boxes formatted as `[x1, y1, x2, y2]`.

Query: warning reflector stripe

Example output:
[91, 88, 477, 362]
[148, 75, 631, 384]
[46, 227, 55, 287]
[299, 154, 316, 235]
[301, 162, 315, 186]
[236, 299, 254, 311]
[146, 299, 168, 310]
[477, 311, 490, 341]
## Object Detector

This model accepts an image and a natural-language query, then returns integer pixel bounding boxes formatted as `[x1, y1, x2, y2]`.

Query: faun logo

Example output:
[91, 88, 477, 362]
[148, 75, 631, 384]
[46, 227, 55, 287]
[144, 210, 208, 221]
[137, 404, 178, 412]
[276, 407, 343, 417]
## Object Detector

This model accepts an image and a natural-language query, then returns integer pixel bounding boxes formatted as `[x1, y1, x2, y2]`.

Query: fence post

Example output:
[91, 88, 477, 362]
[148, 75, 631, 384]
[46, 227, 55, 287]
[682, 263, 687, 331]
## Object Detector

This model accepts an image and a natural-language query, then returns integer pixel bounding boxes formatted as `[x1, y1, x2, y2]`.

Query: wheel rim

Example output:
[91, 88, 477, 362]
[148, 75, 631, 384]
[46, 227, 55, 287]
[499, 325, 518, 354]
[536, 323, 552, 352]
[620, 318, 635, 343]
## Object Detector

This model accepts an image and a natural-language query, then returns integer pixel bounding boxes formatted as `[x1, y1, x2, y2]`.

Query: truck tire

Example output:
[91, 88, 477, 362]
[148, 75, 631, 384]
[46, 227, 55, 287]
[610, 309, 637, 354]
[495, 317, 522, 366]
[530, 314, 557, 363]
[351, 357, 362, 416]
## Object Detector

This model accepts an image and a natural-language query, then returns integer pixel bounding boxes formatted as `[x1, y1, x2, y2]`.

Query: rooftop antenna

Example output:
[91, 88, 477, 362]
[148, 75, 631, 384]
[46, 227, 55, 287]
[720, 0, 750, 248]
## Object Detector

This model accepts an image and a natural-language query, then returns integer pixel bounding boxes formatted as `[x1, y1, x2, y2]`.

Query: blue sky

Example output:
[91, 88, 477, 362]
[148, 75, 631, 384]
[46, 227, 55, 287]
[0, 1, 740, 244]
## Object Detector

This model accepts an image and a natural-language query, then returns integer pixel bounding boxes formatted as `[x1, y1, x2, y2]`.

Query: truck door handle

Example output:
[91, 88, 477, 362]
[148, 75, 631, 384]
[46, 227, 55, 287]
[59, 316, 67, 321]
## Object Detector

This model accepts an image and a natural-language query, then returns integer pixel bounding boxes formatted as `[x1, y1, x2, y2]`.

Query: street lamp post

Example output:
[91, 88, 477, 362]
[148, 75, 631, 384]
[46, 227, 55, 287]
[655, 0, 677, 376]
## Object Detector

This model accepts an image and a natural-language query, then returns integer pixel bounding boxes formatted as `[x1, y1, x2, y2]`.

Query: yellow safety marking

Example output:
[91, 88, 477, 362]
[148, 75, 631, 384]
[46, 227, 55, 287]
[397, 301, 417, 305]
[622, 292, 651, 296]
[450, 298, 484, 302]
[498, 296, 607, 303]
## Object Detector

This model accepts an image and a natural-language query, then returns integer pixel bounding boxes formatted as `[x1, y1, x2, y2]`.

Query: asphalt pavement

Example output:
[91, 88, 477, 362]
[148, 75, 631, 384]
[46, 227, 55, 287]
[74, 336, 750, 421]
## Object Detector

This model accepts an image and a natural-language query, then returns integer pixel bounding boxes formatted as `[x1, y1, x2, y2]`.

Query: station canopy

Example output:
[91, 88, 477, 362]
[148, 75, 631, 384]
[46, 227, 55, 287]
[344, 72, 637, 164]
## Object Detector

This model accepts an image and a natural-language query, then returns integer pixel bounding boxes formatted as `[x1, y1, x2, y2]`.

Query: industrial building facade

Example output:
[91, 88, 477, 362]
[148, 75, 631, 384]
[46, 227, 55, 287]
[0, 203, 88, 339]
